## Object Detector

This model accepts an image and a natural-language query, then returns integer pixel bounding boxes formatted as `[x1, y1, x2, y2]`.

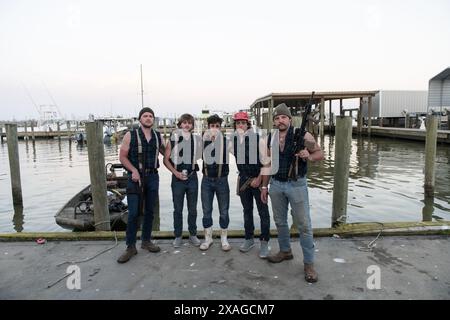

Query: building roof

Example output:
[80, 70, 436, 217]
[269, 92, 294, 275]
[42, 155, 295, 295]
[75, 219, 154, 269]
[429, 68, 450, 82]
[249, 91, 378, 108]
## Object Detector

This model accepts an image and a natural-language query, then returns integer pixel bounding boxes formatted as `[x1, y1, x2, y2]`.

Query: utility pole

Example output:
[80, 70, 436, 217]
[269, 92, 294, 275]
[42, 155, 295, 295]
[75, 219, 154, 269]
[140, 64, 144, 108]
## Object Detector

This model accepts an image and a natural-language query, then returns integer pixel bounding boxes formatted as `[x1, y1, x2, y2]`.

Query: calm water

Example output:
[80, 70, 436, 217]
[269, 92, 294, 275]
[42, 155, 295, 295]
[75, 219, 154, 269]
[0, 135, 449, 233]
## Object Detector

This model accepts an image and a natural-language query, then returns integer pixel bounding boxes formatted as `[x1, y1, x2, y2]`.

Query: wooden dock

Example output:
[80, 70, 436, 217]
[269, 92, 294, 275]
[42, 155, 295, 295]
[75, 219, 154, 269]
[352, 126, 450, 144]
[0, 130, 77, 140]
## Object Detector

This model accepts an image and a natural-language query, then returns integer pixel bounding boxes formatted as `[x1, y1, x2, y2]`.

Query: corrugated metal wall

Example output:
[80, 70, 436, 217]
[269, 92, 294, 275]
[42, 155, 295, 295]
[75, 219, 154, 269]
[428, 79, 450, 109]
[362, 90, 428, 118]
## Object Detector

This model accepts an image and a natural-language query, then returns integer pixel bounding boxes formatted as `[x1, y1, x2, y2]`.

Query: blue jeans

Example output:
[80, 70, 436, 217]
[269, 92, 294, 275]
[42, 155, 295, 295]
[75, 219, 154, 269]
[269, 177, 315, 264]
[171, 173, 198, 237]
[238, 176, 270, 241]
[201, 176, 230, 229]
[125, 173, 159, 247]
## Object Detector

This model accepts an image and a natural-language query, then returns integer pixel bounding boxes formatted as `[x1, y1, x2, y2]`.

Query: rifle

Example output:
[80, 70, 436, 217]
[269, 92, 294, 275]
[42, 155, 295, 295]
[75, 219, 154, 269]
[137, 132, 146, 217]
[288, 91, 315, 180]
[237, 177, 254, 195]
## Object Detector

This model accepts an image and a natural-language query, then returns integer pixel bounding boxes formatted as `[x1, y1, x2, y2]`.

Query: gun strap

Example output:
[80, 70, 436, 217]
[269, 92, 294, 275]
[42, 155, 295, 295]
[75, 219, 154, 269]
[218, 136, 223, 178]
[192, 133, 197, 171]
[135, 129, 143, 173]
[153, 129, 159, 168]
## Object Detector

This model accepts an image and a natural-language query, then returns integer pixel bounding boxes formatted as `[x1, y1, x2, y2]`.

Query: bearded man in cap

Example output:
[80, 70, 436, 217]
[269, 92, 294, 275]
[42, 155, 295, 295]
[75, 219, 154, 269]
[260, 103, 324, 282]
[117, 107, 165, 263]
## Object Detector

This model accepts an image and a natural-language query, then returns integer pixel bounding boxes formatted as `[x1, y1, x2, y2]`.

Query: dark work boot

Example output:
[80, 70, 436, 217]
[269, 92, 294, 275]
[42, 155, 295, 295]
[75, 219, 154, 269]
[304, 263, 318, 283]
[267, 249, 294, 263]
[141, 240, 160, 253]
[117, 245, 137, 263]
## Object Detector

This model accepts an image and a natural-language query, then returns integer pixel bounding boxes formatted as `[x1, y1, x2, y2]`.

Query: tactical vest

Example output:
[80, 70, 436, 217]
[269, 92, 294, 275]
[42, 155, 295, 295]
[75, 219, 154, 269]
[169, 132, 200, 173]
[202, 136, 229, 177]
[233, 131, 262, 178]
[128, 127, 161, 174]
[268, 126, 307, 181]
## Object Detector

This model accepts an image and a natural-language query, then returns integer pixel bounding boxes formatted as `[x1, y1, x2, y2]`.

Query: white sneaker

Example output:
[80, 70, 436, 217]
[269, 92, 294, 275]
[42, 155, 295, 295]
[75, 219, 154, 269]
[220, 229, 231, 252]
[200, 227, 213, 251]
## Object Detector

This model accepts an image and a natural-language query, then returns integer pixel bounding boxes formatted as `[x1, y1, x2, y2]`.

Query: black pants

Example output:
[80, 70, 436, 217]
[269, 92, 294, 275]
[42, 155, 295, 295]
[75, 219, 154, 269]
[239, 178, 270, 241]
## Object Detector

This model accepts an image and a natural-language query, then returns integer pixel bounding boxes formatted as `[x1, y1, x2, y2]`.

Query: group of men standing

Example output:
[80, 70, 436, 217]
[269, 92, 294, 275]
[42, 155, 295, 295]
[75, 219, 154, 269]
[117, 105, 323, 283]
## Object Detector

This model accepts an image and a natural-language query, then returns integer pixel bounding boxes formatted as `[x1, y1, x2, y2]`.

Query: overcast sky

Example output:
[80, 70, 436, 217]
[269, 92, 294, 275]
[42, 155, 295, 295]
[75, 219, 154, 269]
[1, 0, 449, 121]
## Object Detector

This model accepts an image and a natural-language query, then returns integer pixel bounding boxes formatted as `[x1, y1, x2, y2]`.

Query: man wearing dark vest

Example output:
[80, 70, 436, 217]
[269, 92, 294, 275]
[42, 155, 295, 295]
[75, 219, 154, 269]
[260, 103, 324, 282]
[163, 113, 202, 248]
[231, 111, 271, 258]
[117, 107, 165, 263]
[200, 114, 232, 251]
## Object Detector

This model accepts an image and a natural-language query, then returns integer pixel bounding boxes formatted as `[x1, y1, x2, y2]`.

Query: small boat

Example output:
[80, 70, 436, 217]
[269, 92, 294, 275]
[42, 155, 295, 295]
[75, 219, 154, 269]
[55, 163, 129, 231]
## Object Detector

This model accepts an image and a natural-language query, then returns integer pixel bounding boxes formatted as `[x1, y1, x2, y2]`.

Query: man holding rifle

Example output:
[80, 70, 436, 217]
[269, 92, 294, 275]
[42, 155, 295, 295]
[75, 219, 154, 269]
[260, 96, 324, 282]
[232, 111, 271, 258]
[117, 107, 165, 263]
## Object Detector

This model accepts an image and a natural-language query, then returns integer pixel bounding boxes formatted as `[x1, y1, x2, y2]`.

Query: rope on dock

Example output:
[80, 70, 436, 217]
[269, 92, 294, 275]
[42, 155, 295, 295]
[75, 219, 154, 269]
[356, 222, 384, 252]
[55, 210, 126, 267]
[47, 270, 76, 289]
[56, 231, 118, 267]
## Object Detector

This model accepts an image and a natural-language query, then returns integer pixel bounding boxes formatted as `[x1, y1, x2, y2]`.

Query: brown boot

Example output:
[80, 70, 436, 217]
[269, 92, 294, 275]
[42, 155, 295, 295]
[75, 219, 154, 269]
[117, 246, 137, 263]
[304, 263, 318, 283]
[141, 240, 160, 253]
[267, 249, 293, 263]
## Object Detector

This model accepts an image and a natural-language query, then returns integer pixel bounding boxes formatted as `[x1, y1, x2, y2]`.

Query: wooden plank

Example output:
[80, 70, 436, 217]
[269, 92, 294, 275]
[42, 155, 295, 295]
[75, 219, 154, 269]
[1, 221, 449, 241]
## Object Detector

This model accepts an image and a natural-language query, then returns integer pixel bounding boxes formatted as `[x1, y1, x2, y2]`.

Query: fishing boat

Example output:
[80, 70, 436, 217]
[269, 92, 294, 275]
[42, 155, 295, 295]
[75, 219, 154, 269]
[55, 163, 129, 231]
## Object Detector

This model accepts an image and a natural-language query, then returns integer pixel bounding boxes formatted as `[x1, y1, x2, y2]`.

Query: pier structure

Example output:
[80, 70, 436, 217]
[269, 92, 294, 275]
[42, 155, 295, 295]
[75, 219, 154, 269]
[249, 91, 377, 139]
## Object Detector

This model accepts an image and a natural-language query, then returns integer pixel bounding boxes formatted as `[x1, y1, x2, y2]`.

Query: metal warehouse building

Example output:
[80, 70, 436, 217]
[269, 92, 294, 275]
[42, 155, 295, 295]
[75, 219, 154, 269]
[361, 90, 428, 127]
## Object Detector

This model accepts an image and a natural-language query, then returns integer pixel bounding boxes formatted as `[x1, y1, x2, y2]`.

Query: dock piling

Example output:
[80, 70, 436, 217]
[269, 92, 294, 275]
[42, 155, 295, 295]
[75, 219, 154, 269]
[5, 123, 23, 206]
[30, 121, 36, 142]
[332, 116, 352, 227]
[424, 115, 438, 197]
[320, 97, 325, 140]
[86, 120, 111, 231]
[24, 122, 28, 141]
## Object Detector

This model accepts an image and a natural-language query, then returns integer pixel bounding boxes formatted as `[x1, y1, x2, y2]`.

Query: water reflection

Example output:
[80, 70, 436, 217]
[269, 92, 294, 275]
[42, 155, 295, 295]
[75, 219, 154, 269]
[0, 134, 449, 232]
[32, 140, 36, 162]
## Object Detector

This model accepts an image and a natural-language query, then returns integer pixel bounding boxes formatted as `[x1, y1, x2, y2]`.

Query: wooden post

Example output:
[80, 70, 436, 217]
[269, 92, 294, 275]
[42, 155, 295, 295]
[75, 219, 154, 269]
[320, 97, 325, 140]
[422, 195, 434, 222]
[424, 115, 438, 197]
[163, 118, 167, 139]
[152, 194, 160, 231]
[258, 103, 262, 127]
[57, 122, 61, 140]
[329, 100, 332, 131]
[5, 124, 23, 206]
[1, 125, 4, 143]
[13, 204, 24, 232]
[357, 97, 363, 134]
[268, 99, 274, 130]
[67, 121, 72, 145]
[24, 122, 28, 141]
[30, 121, 36, 141]
[368, 96, 372, 136]
[340, 99, 343, 116]
[331, 116, 352, 227]
[86, 121, 111, 231]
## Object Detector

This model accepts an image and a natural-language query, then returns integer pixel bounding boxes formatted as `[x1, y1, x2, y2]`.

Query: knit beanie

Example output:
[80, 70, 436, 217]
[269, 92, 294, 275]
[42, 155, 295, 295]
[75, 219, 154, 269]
[138, 107, 155, 120]
[272, 103, 292, 119]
